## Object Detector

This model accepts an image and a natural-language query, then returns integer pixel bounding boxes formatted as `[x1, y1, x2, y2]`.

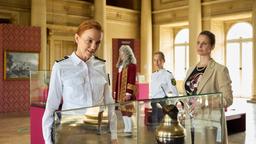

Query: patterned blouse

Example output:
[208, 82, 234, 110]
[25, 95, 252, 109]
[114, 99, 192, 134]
[185, 66, 207, 95]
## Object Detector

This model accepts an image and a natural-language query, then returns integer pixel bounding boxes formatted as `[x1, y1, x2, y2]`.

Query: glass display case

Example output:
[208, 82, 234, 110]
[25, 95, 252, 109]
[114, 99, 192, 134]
[53, 93, 225, 144]
[30, 71, 51, 144]
[30, 70, 51, 106]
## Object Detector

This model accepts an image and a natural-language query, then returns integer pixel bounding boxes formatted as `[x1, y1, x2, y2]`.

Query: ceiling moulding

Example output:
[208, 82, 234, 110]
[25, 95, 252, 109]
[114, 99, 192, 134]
[202, 0, 241, 6]
[208, 12, 252, 21]
[153, 7, 188, 25]
[106, 6, 140, 23]
[46, 0, 93, 21]
[46, 12, 91, 26]
[47, 24, 77, 37]
[63, 0, 93, 5]
[0, 10, 20, 24]
[160, 0, 180, 3]
[152, 5, 188, 14]
[62, 0, 93, 16]
[0, 5, 30, 12]
[47, 12, 91, 20]
[153, 0, 187, 11]
[159, 21, 189, 27]
[202, 0, 253, 18]
[0, 0, 30, 10]
[153, 17, 188, 26]
[47, 24, 77, 31]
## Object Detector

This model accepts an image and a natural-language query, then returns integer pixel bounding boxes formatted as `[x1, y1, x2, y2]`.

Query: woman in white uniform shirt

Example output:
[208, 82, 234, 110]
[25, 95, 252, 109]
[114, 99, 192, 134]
[151, 51, 179, 124]
[42, 20, 118, 144]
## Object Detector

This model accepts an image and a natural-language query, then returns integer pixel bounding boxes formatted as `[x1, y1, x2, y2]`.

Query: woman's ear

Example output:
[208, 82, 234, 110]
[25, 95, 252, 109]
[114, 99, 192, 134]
[74, 33, 79, 44]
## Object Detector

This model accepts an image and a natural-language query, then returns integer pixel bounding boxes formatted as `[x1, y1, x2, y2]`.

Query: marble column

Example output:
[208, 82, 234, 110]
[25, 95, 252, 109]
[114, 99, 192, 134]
[188, 0, 202, 66]
[153, 25, 160, 53]
[210, 20, 225, 64]
[31, 0, 47, 70]
[140, 0, 152, 82]
[248, 1, 256, 103]
[94, 0, 106, 59]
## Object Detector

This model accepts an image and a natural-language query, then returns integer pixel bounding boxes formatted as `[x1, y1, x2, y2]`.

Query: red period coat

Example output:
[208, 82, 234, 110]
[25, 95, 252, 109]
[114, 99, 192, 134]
[115, 64, 136, 116]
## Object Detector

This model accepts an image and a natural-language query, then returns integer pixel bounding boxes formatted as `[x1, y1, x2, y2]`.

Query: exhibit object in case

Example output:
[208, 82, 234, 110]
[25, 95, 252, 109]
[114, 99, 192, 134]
[52, 93, 225, 144]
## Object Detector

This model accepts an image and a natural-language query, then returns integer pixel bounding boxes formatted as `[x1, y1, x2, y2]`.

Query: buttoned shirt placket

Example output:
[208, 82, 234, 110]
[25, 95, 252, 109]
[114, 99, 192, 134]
[82, 61, 93, 106]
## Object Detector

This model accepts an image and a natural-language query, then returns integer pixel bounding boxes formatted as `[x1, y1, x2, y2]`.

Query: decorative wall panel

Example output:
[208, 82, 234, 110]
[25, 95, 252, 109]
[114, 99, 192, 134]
[0, 24, 40, 113]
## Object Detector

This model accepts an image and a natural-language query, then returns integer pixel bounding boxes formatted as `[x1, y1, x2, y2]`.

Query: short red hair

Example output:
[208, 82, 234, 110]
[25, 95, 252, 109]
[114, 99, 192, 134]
[76, 19, 103, 36]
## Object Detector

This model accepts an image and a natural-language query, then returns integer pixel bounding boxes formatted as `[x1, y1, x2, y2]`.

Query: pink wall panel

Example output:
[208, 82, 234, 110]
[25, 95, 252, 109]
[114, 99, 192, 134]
[0, 24, 40, 113]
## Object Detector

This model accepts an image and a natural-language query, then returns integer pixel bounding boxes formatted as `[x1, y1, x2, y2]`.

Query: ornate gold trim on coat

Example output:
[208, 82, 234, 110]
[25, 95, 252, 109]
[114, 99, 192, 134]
[127, 83, 136, 95]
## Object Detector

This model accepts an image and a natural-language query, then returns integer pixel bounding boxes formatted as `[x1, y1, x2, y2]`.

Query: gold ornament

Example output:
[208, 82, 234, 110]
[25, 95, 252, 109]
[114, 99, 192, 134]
[155, 104, 185, 144]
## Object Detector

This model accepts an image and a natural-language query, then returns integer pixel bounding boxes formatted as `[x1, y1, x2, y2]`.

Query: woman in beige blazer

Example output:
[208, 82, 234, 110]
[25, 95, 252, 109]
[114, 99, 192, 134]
[184, 58, 233, 107]
[184, 30, 233, 144]
[184, 30, 233, 107]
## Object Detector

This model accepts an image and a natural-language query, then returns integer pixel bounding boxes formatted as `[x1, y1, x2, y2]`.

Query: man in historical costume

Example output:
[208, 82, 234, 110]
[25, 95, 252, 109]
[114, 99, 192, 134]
[114, 45, 137, 136]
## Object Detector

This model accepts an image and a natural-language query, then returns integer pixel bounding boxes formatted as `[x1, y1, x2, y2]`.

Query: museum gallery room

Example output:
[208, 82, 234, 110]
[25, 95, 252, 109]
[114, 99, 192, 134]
[0, 0, 256, 144]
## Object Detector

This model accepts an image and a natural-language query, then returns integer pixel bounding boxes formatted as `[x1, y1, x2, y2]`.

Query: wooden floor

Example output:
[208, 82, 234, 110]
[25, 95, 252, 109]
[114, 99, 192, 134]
[0, 112, 30, 144]
[0, 98, 255, 144]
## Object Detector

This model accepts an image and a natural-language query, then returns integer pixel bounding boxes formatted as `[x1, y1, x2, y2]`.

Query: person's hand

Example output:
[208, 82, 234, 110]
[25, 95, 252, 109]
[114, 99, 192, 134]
[113, 92, 116, 99]
[111, 139, 119, 144]
[124, 93, 132, 101]
[187, 97, 197, 117]
[124, 94, 131, 101]
[156, 103, 162, 108]
[176, 101, 184, 110]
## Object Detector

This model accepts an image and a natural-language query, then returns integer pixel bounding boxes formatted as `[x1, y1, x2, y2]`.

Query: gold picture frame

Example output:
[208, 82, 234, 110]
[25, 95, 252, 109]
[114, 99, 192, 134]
[4, 50, 39, 80]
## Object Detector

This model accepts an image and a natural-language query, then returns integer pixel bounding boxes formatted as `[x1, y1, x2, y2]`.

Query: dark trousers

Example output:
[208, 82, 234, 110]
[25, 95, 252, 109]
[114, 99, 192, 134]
[151, 101, 165, 124]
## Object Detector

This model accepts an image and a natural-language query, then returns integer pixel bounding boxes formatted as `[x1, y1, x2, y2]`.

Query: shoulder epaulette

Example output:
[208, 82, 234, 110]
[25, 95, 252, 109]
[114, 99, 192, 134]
[167, 70, 172, 74]
[94, 56, 106, 62]
[56, 56, 69, 63]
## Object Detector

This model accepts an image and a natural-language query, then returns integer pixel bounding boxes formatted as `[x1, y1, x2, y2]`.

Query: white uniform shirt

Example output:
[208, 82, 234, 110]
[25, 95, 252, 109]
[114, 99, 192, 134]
[151, 69, 179, 99]
[42, 52, 117, 144]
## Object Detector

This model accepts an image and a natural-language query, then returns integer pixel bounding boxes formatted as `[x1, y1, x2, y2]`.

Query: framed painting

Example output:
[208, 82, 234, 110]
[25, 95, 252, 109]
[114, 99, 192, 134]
[4, 51, 39, 80]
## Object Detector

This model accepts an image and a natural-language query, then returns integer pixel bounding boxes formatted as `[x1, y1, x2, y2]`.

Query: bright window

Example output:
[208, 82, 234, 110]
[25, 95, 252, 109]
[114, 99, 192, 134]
[174, 28, 189, 80]
[227, 22, 252, 39]
[226, 22, 252, 98]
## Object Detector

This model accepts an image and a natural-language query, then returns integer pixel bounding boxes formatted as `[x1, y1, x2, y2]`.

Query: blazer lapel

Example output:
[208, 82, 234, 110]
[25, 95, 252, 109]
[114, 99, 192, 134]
[184, 65, 196, 83]
[183, 65, 196, 94]
[197, 59, 215, 94]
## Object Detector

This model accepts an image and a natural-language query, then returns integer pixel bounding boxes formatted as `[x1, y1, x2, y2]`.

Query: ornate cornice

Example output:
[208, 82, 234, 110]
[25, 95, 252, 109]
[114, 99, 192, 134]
[106, 6, 140, 23]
